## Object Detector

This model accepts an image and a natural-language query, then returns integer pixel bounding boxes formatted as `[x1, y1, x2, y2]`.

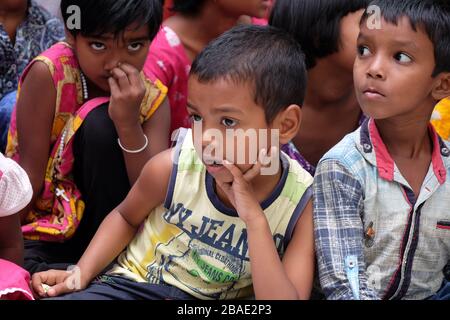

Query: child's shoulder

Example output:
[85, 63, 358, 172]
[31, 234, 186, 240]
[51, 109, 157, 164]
[283, 151, 314, 188]
[320, 128, 363, 166]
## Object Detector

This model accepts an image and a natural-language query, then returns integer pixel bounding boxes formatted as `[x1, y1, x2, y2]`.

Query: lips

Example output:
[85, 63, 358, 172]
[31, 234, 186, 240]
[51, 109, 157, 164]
[362, 87, 385, 99]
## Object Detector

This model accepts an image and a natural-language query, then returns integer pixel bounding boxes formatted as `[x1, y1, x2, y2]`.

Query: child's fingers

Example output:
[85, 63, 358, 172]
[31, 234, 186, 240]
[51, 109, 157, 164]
[243, 161, 261, 182]
[119, 63, 142, 88]
[108, 77, 120, 95]
[31, 273, 46, 297]
[46, 281, 72, 298]
[222, 160, 244, 180]
[31, 271, 63, 297]
[215, 179, 232, 194]
[110, 67, 130, 89]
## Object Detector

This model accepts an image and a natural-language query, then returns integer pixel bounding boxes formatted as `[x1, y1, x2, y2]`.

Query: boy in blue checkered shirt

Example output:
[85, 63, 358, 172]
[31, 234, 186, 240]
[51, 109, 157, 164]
[314, 0, 450, 300]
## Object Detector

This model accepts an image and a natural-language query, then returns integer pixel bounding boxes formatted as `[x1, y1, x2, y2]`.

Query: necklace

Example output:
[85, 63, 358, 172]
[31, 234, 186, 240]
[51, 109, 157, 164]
[79, 71, 89, 100]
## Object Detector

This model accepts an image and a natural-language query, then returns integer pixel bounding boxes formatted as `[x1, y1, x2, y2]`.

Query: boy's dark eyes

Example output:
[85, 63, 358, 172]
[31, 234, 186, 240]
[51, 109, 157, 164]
[189, 114, 202, 122]
[221, 118, 238, 127]
[394, 52, 413, 63]
[357, 45, 371, 57]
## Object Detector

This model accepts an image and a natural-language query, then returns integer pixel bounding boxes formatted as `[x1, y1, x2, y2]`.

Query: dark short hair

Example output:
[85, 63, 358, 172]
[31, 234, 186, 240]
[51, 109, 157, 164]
[190, 25, 307, 123]
[171, 0, 206, 16]
[60, 0, 163, 40]
[362, 0, 450, 77]
[270, 0, 369, 69]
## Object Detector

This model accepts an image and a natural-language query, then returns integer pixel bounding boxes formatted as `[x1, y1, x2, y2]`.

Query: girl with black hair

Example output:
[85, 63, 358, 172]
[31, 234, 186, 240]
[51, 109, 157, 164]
[6, 0, 170, 274]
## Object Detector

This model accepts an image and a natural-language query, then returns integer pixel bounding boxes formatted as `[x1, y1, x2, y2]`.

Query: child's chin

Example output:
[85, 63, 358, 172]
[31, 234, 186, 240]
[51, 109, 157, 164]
[210, 171, 234, 184]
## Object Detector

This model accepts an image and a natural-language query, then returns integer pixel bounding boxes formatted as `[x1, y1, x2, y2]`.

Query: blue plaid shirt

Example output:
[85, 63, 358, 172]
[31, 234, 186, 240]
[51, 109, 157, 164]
[0, 0, 64, 100]
[314, 118, 450, 300]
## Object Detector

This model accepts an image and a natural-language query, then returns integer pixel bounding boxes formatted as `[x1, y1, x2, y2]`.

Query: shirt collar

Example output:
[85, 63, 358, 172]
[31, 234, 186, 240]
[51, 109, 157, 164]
[358, 118, 449, 185]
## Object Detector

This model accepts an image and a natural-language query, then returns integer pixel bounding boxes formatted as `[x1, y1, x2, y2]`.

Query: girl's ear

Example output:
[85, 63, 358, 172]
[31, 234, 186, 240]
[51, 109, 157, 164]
[65, 30, 76, 47]
[271, 105, 302, 145]
[432, 72, 450, 101]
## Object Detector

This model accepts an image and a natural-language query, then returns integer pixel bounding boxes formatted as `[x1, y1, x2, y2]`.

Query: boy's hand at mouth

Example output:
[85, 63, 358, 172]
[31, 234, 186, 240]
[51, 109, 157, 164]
[216, 148, 276, 227]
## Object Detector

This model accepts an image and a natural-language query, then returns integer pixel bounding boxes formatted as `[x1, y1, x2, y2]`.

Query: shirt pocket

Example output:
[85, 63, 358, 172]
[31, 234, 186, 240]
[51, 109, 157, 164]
[435, 220, 450, 238]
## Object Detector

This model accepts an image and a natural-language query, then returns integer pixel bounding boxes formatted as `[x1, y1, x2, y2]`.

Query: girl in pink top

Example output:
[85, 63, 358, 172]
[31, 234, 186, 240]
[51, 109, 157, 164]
[145, 0, 271, 135]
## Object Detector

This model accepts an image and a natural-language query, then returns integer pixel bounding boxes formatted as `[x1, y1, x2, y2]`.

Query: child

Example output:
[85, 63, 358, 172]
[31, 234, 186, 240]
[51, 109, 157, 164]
[145, 0, 271, 136]
[270, 0, 369, 175]
[0, 152, 32, 265]
[0, 152, 33, 300]
[314, 0, 450, 300]
[6, 0, 169, 274]
[0, 0, 64, 153]
[31, 25, 315, 300]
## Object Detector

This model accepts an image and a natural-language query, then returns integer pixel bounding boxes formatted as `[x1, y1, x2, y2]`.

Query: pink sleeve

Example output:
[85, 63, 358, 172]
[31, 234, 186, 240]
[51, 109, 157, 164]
[145, 28, 176, 87]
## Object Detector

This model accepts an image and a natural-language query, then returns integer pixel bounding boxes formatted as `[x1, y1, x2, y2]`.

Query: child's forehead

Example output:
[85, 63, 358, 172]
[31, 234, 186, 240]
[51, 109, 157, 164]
[360, 15, 429, 43]
[84, 23, 150, 40]
[187, 77, 265, 114]
[188, 76, 255, 102]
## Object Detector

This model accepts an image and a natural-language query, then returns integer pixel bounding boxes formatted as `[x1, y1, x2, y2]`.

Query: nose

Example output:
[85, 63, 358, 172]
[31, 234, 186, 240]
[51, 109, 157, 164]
[367, 55, 386, 80]
[201, 126, 222, 150]
[104, 50, 122, 72]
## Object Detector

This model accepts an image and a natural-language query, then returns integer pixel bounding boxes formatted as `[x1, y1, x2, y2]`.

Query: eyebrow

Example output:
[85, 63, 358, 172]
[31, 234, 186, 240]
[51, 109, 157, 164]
[186, 103, 244, 115]
[358, 33, 419, 51]
[186, 102, 199, 112]
[212, 106, 244, 115]
[87, 34, 149, 42]
[126, 36, 149, 42]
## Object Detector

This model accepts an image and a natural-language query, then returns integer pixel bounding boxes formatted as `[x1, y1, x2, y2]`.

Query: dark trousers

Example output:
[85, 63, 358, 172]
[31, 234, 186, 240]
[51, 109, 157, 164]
[47, 275, 195, 300]
[25, 103, 131, 274]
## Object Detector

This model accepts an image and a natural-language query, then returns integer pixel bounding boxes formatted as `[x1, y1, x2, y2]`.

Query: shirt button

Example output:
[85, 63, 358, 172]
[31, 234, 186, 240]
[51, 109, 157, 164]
[6, 81, 13, 88]
[363, 143, 371, 150]
[441, 147, 449, 155]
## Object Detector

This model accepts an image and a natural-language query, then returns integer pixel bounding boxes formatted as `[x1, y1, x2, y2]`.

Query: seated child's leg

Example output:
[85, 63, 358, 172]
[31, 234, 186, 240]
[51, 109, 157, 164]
[0, 91, 17, 153]
[46, 275, 196, 300]
[69, 102, 131, 256]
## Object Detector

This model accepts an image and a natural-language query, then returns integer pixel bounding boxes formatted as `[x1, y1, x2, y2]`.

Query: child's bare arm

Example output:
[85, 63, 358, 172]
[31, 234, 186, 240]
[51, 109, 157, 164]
[15, 62, 55, 223]
[31, 148, 174, 297]
[143, 98, 170, 158]
[0, 214, 24, 266]
[246, 200, 314, 300]
[108, 63, 170, 185]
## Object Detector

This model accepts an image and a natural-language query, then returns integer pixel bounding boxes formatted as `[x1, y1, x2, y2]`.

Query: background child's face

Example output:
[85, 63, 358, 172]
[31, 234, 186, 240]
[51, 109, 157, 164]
[354, 16, 438, 120]
[187, 77, 276, 184]
[67, 23, 151, 93]
[0, 0, 27, 10]
[215, 0, 271, 19]
[328, 9, 365, 73]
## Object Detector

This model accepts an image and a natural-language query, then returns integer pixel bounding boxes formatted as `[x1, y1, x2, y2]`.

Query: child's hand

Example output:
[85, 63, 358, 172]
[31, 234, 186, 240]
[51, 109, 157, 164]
[31, 269, 86, 298]
[108, 63, 146, 130]
[216, 148, 275, 226]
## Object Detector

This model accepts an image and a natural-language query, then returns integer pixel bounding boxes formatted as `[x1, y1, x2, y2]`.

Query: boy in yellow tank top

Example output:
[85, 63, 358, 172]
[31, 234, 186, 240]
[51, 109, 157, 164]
[31, 25, 315, 300]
